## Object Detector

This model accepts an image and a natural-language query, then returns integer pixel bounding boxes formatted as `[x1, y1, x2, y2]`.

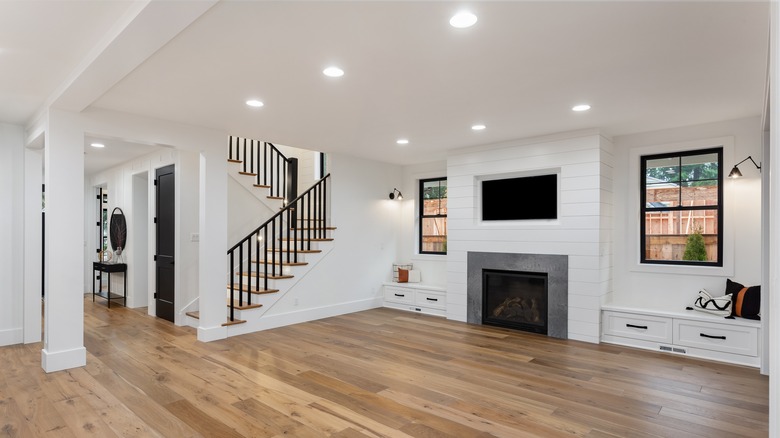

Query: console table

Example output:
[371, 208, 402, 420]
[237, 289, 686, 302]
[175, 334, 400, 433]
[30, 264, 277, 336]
[92, 262, 127, 308]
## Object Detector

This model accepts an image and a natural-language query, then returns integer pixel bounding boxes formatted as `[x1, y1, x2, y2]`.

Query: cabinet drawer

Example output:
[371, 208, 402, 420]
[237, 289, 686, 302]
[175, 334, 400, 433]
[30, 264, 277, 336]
[384, 286, 414, 304]
[603, 311, 673, 344]
[674, 319, 758, 357]
[415, 291, 445, 309]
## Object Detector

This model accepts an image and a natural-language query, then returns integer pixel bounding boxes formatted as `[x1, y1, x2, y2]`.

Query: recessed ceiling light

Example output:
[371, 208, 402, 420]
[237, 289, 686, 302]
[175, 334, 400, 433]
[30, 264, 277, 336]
[572, 104, 591, 112]
[396, 139, 409, 145]
[246, 99, 264, 108]
[90, 143, 105, 148]
[450, 11, 477, 28]
[323, 66, 344, 77]
[471, 124, 486, 131]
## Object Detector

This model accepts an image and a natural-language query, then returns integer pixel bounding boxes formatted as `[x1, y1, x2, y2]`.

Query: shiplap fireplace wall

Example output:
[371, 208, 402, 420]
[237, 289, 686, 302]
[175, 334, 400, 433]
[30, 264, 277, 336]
[445, 131, 614, 343]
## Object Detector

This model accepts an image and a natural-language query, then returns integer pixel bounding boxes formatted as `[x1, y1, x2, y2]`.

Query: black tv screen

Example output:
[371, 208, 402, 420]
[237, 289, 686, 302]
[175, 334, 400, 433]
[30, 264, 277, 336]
[482, 174, 557, 220]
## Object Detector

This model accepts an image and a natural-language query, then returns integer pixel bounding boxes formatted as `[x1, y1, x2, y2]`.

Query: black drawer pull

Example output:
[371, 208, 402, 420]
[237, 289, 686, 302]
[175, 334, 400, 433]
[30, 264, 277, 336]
[426, 297, 438, 302]
[700, 333, 726, 340]
[394, 293, 405, 297]
[626, 324, 648, 330]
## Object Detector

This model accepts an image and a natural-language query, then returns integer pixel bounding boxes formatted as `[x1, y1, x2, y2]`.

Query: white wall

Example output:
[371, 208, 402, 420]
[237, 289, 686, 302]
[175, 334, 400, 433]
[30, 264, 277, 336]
[396, 161, 448, 286]
[228, 176, 275, 245]
[262, 153, 402, 316]
[611, 117, 762, 310]
[445, 131, 614, 343]
[0, 123, 25, 346]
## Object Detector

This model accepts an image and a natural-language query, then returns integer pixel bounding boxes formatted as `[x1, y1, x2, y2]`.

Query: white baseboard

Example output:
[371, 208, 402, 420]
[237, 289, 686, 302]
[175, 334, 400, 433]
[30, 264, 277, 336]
[227, 297, 383, 337]
[41, 346, 87, 372]
[198, 325, 228, 342]
[0, 327, 23, 347]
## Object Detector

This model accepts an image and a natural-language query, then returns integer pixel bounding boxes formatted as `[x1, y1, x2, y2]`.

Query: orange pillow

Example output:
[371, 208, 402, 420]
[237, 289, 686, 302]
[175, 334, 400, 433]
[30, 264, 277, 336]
[398, 268, 409, 283]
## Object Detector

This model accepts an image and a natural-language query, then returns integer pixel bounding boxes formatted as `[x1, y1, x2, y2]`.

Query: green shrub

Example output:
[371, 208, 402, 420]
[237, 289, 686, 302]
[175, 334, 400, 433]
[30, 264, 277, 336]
[683, 229, 707, 261]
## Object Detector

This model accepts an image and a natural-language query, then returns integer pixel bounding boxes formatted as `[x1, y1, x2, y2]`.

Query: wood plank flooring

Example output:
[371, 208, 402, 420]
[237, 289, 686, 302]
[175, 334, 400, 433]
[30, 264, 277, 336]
[0, 296, 768, 437]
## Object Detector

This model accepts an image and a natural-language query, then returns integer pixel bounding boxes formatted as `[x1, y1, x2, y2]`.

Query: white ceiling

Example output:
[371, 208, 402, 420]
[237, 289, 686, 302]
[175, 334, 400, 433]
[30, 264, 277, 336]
[0, 1, 770, 169]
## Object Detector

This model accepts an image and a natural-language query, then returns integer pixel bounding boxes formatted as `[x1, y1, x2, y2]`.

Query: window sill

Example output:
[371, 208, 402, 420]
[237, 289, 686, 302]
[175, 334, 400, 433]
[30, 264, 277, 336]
[630, 261, 733, 277]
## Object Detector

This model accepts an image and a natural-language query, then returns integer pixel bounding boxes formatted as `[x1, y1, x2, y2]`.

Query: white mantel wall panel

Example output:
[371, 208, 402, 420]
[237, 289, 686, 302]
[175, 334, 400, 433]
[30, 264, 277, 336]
[446, 132, 613, 343]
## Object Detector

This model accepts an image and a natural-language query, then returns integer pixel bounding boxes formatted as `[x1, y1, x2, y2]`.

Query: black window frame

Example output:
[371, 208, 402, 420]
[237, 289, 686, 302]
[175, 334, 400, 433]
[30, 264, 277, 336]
[419, 177, 447, 255]
[640, 147, 723, 267]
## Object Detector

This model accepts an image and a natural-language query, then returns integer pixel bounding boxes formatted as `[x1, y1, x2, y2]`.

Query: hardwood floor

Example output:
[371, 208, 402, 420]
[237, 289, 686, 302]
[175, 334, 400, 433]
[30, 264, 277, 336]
[0, 297, 768, 437]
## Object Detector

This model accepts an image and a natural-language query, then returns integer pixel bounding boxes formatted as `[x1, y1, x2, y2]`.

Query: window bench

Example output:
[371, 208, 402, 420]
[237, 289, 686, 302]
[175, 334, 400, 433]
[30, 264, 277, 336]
[383, 283, 446, 316]
[601, 305, 761, 367]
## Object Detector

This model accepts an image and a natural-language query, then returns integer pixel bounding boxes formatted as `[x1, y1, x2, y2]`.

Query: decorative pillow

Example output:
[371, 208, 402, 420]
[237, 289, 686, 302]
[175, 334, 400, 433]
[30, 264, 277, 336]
[398, 269, 409, 283]
[726, 279, 761, 320]
[392, 263, 413, 282]
[407, 269, 421, 283]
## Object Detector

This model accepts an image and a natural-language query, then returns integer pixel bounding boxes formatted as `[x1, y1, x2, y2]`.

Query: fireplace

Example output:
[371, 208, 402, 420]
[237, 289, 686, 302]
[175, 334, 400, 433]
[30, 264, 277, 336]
[467, 252, 568, 339]
[482, 269, 548, 335]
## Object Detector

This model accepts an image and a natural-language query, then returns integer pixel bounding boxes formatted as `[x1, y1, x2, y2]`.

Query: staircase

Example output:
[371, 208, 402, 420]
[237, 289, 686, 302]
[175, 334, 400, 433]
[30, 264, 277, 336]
[186, 136, 334, 332]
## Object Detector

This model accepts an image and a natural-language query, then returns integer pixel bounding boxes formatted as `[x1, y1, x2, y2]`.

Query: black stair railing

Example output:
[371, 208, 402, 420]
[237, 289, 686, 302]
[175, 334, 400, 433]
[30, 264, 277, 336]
[228, 136, 290, 199]
[226, 174, 331, 322]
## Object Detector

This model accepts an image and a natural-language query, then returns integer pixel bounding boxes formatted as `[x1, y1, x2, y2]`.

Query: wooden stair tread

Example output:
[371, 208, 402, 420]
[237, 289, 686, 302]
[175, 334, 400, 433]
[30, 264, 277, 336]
[290, 226, 337, 231]
[239, 171, 257, 176]
[267, 248, 321, 253]
[267, 196, 284, 200]
[222, 319, 246, 326]
[251, 260, 308, 266]
[228, 299, 262, 310]
[227, 159, 242, 164]
[227, 284, 280, 294]
[186, 311, 246, 326]
[279, 237, 334, 242]
[239, 272, 294, 280]
[253, 184, 271, 188]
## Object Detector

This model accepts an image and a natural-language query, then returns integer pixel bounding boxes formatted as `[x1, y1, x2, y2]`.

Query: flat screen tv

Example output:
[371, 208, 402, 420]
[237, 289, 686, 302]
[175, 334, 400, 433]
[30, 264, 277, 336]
[482, 174, 557, 221]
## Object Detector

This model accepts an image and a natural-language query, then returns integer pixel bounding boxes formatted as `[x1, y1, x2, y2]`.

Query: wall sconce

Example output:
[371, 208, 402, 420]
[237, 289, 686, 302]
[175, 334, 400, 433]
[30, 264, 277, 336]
[728, 156, 761, 178]
[389, 188, 403, 200]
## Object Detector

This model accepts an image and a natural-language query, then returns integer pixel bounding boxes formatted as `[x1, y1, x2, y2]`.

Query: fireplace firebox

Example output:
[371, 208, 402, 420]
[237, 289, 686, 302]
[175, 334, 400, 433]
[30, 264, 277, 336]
[482, 269, 548, 335]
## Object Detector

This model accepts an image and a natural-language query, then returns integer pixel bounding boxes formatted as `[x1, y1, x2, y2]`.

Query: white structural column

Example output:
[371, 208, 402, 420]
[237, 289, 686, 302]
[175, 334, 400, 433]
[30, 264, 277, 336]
[41, 109, 86, 372]
[24, 147, 43, 343]
[198, 147, 228, 341]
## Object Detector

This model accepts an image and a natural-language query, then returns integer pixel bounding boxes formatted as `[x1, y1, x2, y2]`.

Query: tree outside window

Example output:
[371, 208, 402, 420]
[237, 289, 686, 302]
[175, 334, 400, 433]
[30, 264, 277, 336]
[641, 148, 723, 266]
[420, 177, 447, 254]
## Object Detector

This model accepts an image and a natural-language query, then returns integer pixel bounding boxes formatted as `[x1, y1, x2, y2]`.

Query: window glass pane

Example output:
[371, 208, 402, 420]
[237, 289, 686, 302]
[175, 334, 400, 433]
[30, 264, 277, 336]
[646, 157, 679, 183]
[681, 181, 718, 206]
[644, 209, 718, 262]
[422, 179, 447, 215]
[681, 153, 718, 182]
[421, 217, 447, 253]
[645, 183, 680, 208]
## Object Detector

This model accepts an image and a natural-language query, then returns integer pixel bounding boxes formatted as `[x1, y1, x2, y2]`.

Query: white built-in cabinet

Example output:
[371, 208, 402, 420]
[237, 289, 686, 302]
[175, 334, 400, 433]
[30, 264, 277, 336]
[383, 283, 446, 316]
[601, 305, 760, 367]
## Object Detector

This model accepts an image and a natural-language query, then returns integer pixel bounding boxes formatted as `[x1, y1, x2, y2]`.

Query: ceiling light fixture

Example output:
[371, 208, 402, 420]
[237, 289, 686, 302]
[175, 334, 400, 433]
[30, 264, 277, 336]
[323, 66, 344, 77]
[572, 104, 591, 112]
[471, 124, 486, 131]
[450, 11, 477, 28]
[90, 143, 105, 148]
[246, 99, 264, 108]
[396, 139, 409, 145]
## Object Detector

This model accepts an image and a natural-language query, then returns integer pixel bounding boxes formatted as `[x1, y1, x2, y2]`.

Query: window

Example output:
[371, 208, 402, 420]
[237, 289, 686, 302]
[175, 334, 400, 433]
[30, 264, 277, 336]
[419, 177, 447, 254]
[641, 148, 723, 266]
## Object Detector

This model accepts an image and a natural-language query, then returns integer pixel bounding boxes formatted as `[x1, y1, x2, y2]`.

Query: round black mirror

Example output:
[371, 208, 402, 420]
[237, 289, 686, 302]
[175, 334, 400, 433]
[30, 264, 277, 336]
[109, 207, 127, 255]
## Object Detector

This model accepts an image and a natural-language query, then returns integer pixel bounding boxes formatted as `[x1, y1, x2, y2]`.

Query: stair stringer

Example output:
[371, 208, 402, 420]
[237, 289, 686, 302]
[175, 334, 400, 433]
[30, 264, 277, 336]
[227, 161, 284, 212]
[224, 239, 336, 337]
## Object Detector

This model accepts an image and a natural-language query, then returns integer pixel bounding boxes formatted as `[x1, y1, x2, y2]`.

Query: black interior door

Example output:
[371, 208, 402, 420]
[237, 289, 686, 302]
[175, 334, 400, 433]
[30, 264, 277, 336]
[155, 165, 175, 322]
